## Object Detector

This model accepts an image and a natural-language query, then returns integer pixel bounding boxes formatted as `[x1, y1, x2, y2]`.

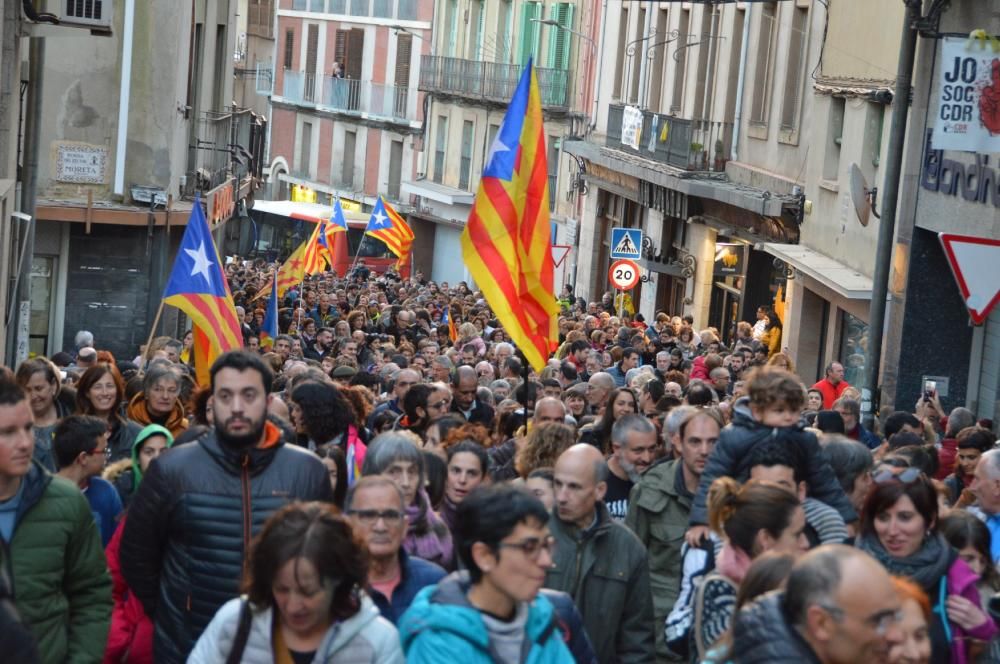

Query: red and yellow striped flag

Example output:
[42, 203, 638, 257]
[301, 220, 328, 275]
[365, 195, 414, 264]
[253, 241, 308, 302]
[460, 59, 557, 371]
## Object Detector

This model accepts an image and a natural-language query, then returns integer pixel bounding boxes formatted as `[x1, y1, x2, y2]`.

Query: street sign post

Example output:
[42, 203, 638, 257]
[610, 228, 642, 260]
[609, 259, 640, 290]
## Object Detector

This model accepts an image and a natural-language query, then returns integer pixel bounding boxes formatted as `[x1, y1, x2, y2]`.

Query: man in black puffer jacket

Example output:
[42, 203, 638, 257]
[120, 351, 334, 664]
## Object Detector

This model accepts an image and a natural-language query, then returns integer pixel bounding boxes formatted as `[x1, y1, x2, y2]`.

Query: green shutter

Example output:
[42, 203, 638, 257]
[518, 2, 541, 66]
[547, 3, 575, 70]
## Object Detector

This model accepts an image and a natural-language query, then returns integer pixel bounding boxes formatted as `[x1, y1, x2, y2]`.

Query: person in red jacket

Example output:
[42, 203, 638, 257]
[811, 361, 849, 409]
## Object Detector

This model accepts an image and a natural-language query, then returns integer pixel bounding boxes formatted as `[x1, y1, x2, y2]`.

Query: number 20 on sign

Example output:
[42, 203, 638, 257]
[609, 259, 640, 290]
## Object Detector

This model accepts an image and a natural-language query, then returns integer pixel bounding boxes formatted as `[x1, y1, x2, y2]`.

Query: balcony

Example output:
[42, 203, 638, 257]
[255, 63, 273, 95]
[278, 70, 418, 124]
[606, 103, 733, 172]
[184, 107, 267, 198]
[418, 55, 569, 110]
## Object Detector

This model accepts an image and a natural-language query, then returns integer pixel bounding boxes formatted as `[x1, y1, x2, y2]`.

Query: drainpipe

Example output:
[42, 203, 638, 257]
[113, 0, 136, 196]
[730, 2, 751, 162]
[862, 0, 920, 429]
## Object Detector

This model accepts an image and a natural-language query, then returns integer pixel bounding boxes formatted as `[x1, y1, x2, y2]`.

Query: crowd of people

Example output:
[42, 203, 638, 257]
[0, 260, 998, 664]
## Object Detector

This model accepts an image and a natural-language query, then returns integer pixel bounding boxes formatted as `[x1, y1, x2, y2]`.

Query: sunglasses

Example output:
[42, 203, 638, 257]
[871, 467, 922, 485]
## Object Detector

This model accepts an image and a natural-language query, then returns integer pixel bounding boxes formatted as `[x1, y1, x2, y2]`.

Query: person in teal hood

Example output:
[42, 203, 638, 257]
[104, 423, 173, 508]
[399, 484, 580, 663]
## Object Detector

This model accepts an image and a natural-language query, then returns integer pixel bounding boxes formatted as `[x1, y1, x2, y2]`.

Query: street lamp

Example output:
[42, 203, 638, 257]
[530, 18, 600, 131]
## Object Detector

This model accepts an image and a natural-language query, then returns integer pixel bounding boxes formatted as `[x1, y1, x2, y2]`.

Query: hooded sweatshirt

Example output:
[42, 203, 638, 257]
[104, 424, 174, 508]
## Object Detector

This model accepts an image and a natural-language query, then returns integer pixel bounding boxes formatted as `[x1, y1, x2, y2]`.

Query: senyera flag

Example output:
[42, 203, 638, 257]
[162, 195, 243, 383]
[258, 270, 279, 349]
[252, 240, 308, 302]
[461, 58, 558, 372]
[365, 195, 414, 265]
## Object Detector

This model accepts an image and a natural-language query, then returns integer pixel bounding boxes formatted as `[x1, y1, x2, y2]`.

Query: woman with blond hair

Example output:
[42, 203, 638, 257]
[456, 322, 486, 357]
[516, 423, 577, 479]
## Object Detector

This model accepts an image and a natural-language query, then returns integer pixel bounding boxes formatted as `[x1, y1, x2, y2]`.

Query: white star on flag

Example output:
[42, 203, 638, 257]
[372, 210, 388, 228]
[185, 241, 214, 284]
[487, 132, 510, 167]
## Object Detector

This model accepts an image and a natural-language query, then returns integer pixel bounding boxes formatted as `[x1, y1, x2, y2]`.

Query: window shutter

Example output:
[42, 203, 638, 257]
[335, 30, 347, 68]
[284, 29, 295, 69]
[548, 3, 574, 70]
[305, 24, 318, 73]
[519, 2, 541, 65]
[395, 33, 412, 88]
[346, 29, 364, 79]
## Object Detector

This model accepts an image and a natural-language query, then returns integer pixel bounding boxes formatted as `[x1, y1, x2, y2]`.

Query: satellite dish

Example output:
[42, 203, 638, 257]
[848, 162, 880, 227]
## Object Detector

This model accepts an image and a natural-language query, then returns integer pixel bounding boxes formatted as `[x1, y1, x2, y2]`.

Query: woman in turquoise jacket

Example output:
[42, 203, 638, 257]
[398, 485, 579, 663]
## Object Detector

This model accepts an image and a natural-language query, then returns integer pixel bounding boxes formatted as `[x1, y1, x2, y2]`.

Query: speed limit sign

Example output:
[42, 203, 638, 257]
[609, 259, 640, 290]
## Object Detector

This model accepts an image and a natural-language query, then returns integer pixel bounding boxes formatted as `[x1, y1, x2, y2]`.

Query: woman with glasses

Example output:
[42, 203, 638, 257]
[125, 363, 189, 438]
[189, 502, 403, 663]
[399, 485, 592, 663]
[856, 468, 997, 662]
[362, 432, 453, 569]
[692, 477, 809, 660]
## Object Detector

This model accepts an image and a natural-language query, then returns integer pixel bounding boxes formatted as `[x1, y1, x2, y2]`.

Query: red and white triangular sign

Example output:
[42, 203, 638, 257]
[551, 244, 572, 268]
[939, 233, 1000, 325]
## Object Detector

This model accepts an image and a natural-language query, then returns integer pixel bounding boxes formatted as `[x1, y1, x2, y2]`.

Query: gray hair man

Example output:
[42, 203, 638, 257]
[604, 414, 658, 521]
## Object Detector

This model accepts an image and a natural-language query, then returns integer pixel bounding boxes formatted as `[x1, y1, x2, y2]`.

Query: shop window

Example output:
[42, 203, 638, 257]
[839, 310, 869, 389]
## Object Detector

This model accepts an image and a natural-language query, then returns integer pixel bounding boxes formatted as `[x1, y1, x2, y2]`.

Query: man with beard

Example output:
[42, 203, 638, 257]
[119, 351, 334, 664]
[302, 326, 334, 361]
[603, 415, 658, 521]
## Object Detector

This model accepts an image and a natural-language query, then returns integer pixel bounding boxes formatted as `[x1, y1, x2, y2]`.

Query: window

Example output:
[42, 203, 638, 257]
[670, 8, 690, 114]
[693, 7, 721, 121]
[292, 0, 307, 9]
[547, 135, 559, 212]
[342, 130, 356, 187]
[397, 0, 417, 21]
[305, 23, 319, 102]
[839, 310, 869, 388]
[822, 96, 845, 180]
[329, 0, 347, 12]
[433, 115, 448, 184]
[459, 120, 475, 190]
[613, 8, 628, 100]
[372, 0, 391, 18]
[309, 0, 323, 11]
[394, 34, 413, 116]
[547, 3, 575, 70]
[468, 0, 485, 60]
[445, 0, 458, 57]
[628, 6, 646, 104]
[518, 2, 543, 65]
[749, 2, 778, 125]
[868, 103, 885, 168]
[780, 6, 809, 132]
[300, 122, 313, 179]
[388, 140, 403, 200]
[648, 8, 669, 111]
[283, 29, 295, 70]
[498, 1, 513, 63]
[350, 0, 369, 17]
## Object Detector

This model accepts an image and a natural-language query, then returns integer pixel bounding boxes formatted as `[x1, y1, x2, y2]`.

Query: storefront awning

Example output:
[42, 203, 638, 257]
[401, 179, 475, 206]
[758, 243, 873, 300]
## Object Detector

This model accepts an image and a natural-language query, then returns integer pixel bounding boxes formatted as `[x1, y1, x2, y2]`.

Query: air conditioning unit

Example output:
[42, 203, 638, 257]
[35, 0, 113, 33]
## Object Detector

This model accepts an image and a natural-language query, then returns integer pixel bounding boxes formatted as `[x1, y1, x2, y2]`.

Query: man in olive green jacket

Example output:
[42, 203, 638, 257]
[626, 406, 721, 661]
[0, 379, 110, 664]
[545, 444, 654, 663]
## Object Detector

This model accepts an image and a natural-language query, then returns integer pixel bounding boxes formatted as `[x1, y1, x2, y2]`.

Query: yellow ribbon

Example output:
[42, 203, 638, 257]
[966, 29, 1000, 53]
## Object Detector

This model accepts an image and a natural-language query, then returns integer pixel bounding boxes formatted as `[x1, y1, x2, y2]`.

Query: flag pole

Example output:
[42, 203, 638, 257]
[141, 299, 167, 367]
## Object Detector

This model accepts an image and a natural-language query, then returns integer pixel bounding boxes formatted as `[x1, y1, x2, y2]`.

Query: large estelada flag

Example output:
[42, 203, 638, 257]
[461, 58, 557, 372]
[162, 196, 243, 379]
[318, 198, 348, 267]
[365, 195, 414, 264]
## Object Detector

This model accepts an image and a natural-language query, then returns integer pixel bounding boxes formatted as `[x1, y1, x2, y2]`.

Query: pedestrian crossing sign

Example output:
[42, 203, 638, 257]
[611, 228, 643, 260]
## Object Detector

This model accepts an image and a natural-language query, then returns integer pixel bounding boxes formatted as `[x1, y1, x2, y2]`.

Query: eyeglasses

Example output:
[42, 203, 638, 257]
[348, 509, 404, 525]
[498, 535, 557, 561]
[428, 398, 452, 410]
[872, 467, 922, 485]
[819, 604, 903, 636]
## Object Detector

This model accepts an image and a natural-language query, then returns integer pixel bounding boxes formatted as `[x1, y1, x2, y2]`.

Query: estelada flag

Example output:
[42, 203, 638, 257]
[318, 198, 349, 267]
[162, 195, 243, 381]
[460, 58, 558, 372]
[259, 270, 279, 348]
[442, 306, 458, 343]
[365, 195, 414, 263]
[253, 241, 308, 302]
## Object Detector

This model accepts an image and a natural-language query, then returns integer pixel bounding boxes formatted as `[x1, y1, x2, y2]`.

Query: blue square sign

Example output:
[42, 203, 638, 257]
[610, 228, 643, 260]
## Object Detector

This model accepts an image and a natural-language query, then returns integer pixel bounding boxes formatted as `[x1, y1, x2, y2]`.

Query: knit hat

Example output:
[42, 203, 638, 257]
[131, 423, 174, 486]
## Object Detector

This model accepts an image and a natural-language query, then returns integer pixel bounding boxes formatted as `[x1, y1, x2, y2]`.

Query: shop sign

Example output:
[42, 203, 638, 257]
[206, 179, 236, 226]
[931, 37, 1000, 153]
[921, 130, 1000, 209]
[713, 243, 745, 277]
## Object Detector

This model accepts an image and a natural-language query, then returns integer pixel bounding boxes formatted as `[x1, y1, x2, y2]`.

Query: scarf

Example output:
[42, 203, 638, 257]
[856, 531, 954, 592]
[404, 489, 453, 568]
[126, 393, 189, 438]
